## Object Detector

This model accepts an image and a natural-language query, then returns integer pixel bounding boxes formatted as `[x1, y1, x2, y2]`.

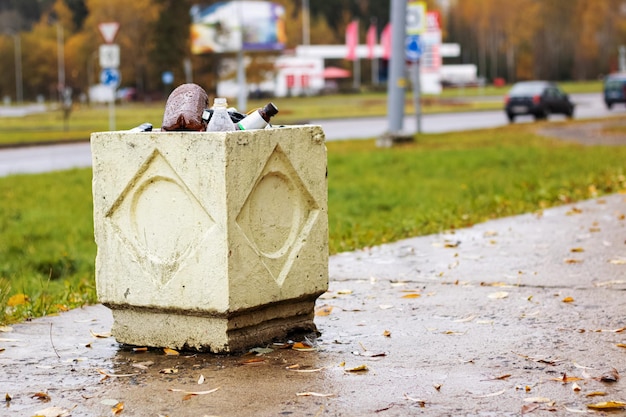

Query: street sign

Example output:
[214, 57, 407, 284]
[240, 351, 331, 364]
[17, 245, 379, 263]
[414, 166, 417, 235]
[99, 44, 120, 68]
[405, 35, 422, 62]
[406, 1, 427, 35]
[98, 22, 119, 44]
[162, 71, 174, 85]
[100, 68, 121, 89]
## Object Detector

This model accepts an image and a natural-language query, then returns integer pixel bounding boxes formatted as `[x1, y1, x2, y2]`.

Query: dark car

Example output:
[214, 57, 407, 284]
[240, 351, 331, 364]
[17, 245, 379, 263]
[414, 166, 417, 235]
[603, 73, 626, 109]
[504, 81, 575, 122]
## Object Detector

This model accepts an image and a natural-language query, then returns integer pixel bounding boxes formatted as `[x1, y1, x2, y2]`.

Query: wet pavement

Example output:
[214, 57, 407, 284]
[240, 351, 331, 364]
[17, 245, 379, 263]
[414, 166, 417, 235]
[2, 194, 626, 416]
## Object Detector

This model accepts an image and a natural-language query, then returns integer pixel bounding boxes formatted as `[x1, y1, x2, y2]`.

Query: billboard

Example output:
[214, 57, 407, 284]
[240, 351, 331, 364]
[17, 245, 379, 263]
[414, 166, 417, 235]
[190, 1, 286, 54]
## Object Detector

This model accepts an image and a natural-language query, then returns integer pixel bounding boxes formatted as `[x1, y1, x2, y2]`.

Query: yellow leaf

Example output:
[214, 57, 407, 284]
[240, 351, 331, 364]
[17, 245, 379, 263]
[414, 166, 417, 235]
[112, 402, 124, 415]
[315, 305, 333, 316]
[564, 258, 583, 264]
[382, 330, 391, 337]
[585, 391, 607, 397]
[31, 392, 51, 402]
[7, 294, 28, 307]
[292, 342, 316, 351]
[562, 297, 575, 303]
[586, 401, 626, 410]
[617, 343, 626, 348]
[346, 364, 368, 372]
[241, 358, 266, 365]
[570, 247, 584, 253]
[401, 293, 421, 299]
[163, 348, 179, 356]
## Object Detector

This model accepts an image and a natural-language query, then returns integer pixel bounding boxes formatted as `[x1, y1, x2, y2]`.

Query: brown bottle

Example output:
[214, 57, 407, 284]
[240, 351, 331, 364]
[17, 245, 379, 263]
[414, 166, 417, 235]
[161, 83, 208, 131]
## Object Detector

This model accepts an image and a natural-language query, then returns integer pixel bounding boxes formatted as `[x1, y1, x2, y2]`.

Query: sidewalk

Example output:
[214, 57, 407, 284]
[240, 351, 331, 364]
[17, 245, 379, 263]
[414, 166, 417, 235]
[2, 194, 626, 416]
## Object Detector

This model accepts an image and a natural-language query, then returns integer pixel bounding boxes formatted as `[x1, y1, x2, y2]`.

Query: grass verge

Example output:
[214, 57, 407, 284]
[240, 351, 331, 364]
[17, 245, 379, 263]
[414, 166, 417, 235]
[1, 121, 625, 324]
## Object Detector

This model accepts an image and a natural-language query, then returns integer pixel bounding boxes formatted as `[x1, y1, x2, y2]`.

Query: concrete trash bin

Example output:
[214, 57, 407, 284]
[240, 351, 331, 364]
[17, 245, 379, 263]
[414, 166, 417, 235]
[91, 125, 328, 353]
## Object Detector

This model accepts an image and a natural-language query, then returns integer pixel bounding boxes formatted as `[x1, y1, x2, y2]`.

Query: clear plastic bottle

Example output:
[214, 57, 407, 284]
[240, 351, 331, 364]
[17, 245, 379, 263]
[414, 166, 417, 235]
[236, 102, 279, 130]
[206, 98, 236, 132]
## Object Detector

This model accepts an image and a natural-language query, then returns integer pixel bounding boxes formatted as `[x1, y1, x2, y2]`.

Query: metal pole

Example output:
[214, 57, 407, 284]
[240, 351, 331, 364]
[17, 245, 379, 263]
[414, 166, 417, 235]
[386, 0, 407, 135]
[14, 34, 23, 104]
[56, 23, 65, 103]
[412, 60, 422, 134]
[108, 91, 116, 131]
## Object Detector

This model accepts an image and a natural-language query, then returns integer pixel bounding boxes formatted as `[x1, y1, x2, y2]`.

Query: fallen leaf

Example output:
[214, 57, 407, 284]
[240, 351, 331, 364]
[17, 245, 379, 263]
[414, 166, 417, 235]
[346, 364, 368, 372]
[586, 401, 626, 410]
[564, 259, 583, 264]
[292, 342, 316, 352]
[454, 315, 476, 323]
[488, 291, 509, 299]
[7, 293, 28, 307]
[112, 402, 124, 415]
[609, 258, 626, 265]
[521, 403, 541, 414]
[315, 305, 333, 316]
[31, 392, 51, 402]
[337, 289, 353, 295]
[562, 296, 575, 303]
[287, 367, 325, 373]
[433, 384, 442, 391]
[5, 393, 11, 402]
[0, 326, 13, 332]
[89, 330, 111, 338]
[198, 374, 205, 385]
[572, 382, 581, 392]
[567, 207, 583, 215]
[296, 392, 335, 397]
[168, 387, 220, 396]
[598, 368, 619, 382]
[401, 293, 421, 299]
[97, 369, 138, 380]
[382, 330, 391, 337]
[483, 374, 511, 381]
[163, 348, 179, 356]
[159, 368, 178, 374]
[524, 397, 552, 403]
[617, 343, 626, 348]
[444, 240, 460, 248]
[585, 391, 607, 397]
[570, 247, 584, 253]
[404, 394, 426, 407]
[31, 406, 70, 417]
[249, 347, 274, 355]
[241, 358, 266, 365]
[379, 304, 394, 310]
[132, 347, 148, 352]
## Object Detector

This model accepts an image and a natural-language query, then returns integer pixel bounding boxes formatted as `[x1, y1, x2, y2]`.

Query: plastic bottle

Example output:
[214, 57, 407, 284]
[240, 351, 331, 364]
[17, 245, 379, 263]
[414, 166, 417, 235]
[206, 98, 236, 132]
[236, 102, 279, 131]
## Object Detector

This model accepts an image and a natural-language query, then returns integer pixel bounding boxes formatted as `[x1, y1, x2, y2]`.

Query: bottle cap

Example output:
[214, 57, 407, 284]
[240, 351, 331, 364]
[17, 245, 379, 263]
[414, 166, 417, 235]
[213, 98, 227, 107]
[263, 102, 279, 117]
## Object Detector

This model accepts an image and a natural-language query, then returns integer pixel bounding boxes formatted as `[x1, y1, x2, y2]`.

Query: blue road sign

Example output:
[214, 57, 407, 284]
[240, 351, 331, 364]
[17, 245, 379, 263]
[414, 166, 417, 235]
[405, 35, 422, 62]
[162, 71, 174, 85]
[100, 68, 121, 88]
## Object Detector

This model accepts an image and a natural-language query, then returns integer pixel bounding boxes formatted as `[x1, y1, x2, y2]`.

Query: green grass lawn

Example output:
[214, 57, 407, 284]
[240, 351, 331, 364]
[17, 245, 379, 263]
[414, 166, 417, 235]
[1, 119, 625, 325]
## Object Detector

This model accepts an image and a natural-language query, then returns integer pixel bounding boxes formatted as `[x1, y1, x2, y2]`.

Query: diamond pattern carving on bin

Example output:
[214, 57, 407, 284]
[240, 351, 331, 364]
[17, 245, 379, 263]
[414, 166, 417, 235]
[106, 149, 215, 287]
[236, 144, 320, 286]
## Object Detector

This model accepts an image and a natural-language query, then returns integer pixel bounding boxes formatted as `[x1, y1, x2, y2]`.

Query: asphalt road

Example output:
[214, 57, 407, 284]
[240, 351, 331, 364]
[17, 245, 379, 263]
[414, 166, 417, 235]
[0, 93, 624, 177]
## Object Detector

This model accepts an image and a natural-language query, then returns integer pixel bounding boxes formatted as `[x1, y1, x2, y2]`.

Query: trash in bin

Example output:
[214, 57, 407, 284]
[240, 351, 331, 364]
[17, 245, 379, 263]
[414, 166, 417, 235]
[161, 83, 208, 131]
